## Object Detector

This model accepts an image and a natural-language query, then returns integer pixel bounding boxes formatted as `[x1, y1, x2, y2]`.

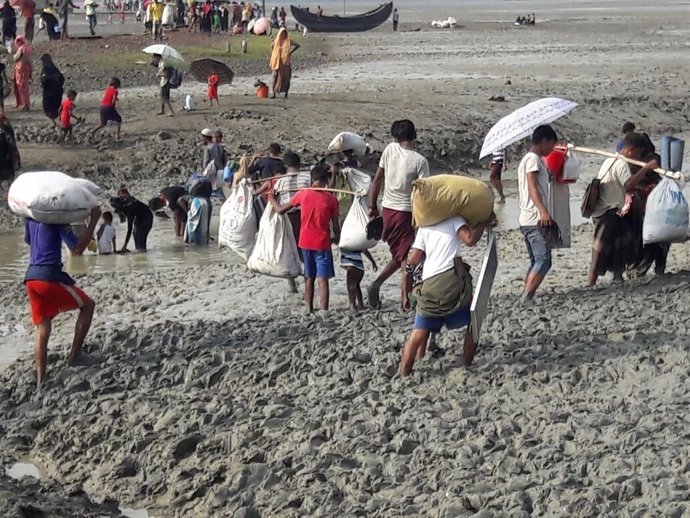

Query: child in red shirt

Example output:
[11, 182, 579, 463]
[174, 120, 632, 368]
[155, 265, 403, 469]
[92, 77, 122, 141]
[271, 165, 340, 312]
[207, 71, 220, 107]
[57, 90, 78, 145]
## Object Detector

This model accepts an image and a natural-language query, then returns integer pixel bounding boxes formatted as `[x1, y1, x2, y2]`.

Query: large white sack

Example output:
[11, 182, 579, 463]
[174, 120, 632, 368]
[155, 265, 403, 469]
[247, 204, 302, 278]
[342, 167, 371, 195]
[218, 180, 257, 260]
[8, 171, 100, 224]
[328, 132, 367, 158]
[643, 177, 689, 244]
[339, 196, 377, 252]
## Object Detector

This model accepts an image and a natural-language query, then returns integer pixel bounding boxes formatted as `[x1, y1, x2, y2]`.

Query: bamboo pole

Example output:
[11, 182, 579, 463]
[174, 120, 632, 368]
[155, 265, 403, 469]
[567, 145, 684, 181]
[249, 172, 300, 184]
[275, 187, 359, 196]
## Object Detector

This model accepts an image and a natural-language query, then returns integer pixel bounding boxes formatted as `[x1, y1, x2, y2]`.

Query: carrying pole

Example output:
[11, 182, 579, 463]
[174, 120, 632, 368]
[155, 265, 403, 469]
[568, 144, 685, 181]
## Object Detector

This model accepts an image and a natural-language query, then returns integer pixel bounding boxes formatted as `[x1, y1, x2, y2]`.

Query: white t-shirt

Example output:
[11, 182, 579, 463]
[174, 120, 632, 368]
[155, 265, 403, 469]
[517, 151, 550, 227]
[591, 157, 631, 219]
[98, 225, 116, 254]
[412, 216, 468, 281]
[379, 142, 430, 212]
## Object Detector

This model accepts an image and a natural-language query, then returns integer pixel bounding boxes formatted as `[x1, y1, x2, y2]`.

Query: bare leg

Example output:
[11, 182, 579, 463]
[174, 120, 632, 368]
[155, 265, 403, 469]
[463, 326, 477, 366]
[304, 277, 315, 313]
[34, 319, 52, 389]
[368, 258, 400, 308]
[68, 298, 95, 365]
[400, 328, 429, 377]
[523, 272, 545, 299]
[346, 267, 363, 310]
[114, 122, 121, 140]
[317, 277, 329, 311]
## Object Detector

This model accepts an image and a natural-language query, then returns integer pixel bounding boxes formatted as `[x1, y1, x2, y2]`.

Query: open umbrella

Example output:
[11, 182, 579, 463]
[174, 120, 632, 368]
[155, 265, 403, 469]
[479, 97, 578, 159]
[142, 44, 184, 63]
[251, 17, 271, 35]
[189, 59, 234, 85]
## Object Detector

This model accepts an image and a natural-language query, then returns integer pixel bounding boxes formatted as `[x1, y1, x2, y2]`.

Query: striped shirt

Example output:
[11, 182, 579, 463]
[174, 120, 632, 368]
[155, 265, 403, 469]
[491, 151, 505, 164]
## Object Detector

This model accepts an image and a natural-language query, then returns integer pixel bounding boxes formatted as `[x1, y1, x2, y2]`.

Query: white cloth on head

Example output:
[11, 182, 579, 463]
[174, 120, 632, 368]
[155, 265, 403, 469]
[379, 142, 429, 212]
[412, 216, 468, 281]
[517, 151, 549, 227]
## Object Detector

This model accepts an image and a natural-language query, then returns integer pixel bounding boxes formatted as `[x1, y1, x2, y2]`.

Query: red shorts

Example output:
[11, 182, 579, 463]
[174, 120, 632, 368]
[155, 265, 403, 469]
[25, 280, 91, 325]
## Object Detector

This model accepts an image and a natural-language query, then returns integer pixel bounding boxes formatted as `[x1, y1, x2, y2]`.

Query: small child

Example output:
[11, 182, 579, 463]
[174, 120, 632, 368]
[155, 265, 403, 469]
[96, 211, 116, 254]
[207, 69, 220, 107]
[271, 165, 340, 312]
[57, 89, 78, 145]
[340, 249, 378, 310]
[92, 77, 122, 141]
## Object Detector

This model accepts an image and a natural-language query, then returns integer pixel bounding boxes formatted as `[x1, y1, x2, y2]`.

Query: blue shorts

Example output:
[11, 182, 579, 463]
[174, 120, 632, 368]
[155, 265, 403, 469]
[339, 250, 364, 271]
[414, 304, 471, 333]
[302, 249, 335, 279]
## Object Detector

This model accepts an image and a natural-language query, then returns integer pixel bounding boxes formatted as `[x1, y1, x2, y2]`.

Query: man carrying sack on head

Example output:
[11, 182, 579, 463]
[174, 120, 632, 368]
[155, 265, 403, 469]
[399, 212, 495, 377]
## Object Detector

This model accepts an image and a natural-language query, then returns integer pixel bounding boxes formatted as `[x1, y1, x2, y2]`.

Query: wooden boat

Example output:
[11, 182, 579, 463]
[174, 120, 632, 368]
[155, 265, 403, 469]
[290, 3, 393, 33]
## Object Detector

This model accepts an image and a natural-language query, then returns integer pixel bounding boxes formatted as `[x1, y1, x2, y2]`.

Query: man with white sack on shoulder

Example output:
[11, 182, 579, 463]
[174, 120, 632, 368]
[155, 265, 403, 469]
[400, 211, 495, 377]
[24, 206, 101, 389]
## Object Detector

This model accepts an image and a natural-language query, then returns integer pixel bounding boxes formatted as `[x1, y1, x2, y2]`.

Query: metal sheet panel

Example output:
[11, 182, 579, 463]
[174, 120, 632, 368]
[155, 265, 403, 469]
[470, 231, 498, 343]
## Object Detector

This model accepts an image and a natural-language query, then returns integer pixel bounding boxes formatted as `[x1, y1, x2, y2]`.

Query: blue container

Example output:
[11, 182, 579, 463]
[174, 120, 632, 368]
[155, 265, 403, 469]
[661, 136, 685, 171]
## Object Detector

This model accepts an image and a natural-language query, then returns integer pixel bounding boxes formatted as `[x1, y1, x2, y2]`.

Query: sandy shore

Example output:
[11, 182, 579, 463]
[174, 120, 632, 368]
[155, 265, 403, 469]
[2, 0, 690, 515]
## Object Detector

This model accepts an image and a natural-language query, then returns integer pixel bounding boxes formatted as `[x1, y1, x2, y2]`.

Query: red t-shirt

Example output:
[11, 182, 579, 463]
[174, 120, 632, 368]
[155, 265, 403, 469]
[290, 190, 339, 251]
[60, 98, 73, 128]
[101, 86, 118, 107]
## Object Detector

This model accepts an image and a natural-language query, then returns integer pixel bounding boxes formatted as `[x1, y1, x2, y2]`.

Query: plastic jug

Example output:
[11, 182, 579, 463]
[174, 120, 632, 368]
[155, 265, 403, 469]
[661, 136, 685, 172]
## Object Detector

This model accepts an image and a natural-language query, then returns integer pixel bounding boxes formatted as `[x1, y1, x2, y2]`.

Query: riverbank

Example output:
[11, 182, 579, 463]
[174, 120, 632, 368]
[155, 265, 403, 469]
[3, 0, 690, 515]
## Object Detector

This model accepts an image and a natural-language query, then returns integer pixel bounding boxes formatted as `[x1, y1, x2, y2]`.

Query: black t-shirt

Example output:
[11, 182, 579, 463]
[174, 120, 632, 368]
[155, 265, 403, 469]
[160, 186, 187, 211]
[249, 156, 284, 180]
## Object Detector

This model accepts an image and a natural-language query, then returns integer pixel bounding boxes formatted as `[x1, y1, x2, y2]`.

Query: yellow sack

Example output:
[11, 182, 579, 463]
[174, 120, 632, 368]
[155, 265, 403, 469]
[411, 174, 494, 227]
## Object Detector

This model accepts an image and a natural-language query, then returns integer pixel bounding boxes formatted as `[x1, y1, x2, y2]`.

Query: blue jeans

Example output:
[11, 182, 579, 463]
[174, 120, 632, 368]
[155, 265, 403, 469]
[521, 225, 552, 277]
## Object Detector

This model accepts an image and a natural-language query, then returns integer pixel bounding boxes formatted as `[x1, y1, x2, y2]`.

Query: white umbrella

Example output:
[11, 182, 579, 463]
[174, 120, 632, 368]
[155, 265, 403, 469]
[479, 97, 578, 159]
[142, 44, 184, 63]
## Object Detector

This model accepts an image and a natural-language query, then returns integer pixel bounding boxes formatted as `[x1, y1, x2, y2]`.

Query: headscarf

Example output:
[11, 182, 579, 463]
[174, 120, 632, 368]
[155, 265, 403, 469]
[14, 36, 31, 61]
[269, 28, 290, 70]
[40, 54, 61, 78]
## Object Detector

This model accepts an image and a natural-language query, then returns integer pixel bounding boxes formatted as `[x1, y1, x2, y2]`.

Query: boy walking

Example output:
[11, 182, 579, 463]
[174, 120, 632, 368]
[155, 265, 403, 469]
[271, 165, 340, 312]
[24, 207, 101, 389]
[57, 89, 78, 145]
[517, 125, 558, 302]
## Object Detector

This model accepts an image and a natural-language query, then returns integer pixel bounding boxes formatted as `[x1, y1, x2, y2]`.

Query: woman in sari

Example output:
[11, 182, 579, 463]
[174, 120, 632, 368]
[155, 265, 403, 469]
[40, 54, 64, 124]
[588, 133, 649, 286]
[13, 36, 32, 111]
[269, 27, 299, 99]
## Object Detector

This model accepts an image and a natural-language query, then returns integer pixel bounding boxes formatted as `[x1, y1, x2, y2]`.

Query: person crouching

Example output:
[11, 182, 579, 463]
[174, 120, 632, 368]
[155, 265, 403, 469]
[400, 213, 494, 377]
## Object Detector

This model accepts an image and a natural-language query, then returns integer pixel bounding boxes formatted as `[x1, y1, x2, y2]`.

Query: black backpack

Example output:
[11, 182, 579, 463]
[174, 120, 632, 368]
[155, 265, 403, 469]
[166, 67, 183, 89]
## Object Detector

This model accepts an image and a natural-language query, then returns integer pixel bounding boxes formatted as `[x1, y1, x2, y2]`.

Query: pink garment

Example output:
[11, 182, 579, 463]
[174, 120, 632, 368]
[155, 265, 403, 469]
[13, 38, 32, 108]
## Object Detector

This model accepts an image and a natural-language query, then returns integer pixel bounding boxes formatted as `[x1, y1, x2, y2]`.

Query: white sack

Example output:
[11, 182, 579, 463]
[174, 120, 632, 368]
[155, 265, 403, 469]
[247, 204, 302, 278]
[643, 178, 689, 244]
[8, 171, 101, 224]
[218, 180, 257, 260]
[339, 196, 377, 251]
[342, 167, 371, 195]
[327, 132, 367, 158]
